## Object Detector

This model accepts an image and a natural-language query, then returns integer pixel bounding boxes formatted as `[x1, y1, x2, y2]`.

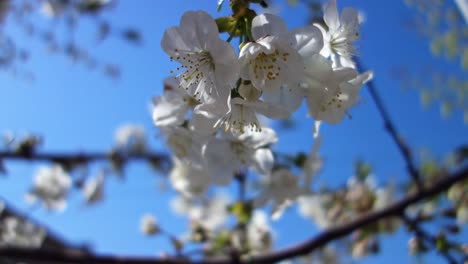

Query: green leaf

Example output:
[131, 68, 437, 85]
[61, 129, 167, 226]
[229, 201, 253, 224]
[215, 17, 238, 34]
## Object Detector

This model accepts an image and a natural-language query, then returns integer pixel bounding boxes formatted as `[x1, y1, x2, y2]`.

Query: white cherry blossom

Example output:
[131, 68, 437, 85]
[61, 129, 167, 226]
[163, 126, 207, 166]
[161, 11, 239, 103]
[303, 54, 372, 123]
[171, 193, 230, 232]
[316, 0, 360, 68]
[203, 127, 277, 182]
[152, 77, 200, 127]
[239, 14, 304, 93]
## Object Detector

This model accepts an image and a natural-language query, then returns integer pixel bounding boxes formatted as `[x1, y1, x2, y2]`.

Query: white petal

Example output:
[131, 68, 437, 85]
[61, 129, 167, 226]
[261, 85, 304, 117]
[324, 0, 340, 31]
[293, 25, 324, 59]
[341, 8, 360, 37]
[152, 91, 188, 127]
[179, 11, 219, 49]
[251, 148, 274, 175]
[251, 13, 288, 40]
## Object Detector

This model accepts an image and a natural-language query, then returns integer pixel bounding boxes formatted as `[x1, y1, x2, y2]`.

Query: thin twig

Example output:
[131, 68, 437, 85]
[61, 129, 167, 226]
[402, 214, 458, 264]
[1, 166, 466, 264]
[358, 61, 424, 190]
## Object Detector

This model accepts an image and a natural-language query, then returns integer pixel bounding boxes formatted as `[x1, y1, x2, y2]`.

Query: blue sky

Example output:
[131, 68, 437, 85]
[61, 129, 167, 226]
[0, 0, 466, 263]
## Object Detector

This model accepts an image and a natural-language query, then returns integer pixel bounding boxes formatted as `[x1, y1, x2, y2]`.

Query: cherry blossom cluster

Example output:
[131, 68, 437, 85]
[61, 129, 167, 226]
[153, 0, 372, 209]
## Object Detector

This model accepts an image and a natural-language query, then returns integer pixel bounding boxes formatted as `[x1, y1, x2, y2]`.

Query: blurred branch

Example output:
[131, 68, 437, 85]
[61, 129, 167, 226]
[0, 150, 168, 165]
[0, 197, 88, 253]
[1, 166, 467, 264]
[402, 215, 458, 264]
[358, 61, 423, 190]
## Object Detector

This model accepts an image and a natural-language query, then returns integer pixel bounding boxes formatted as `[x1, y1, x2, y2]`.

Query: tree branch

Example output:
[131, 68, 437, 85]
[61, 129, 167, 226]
[0, 198, 87, 253]
[402, 215, 458, 264]
[0, 151, 167, 164]
[358, 61, 423, 190]
[1, 166, 466, 264]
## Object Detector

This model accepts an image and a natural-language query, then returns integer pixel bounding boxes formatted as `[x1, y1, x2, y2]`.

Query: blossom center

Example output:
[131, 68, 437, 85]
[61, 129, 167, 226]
[170, 49, 215, 99]
[249, 50, 290, 81]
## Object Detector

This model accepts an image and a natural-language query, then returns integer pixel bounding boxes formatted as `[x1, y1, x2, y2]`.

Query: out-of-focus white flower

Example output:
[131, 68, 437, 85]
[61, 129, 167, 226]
[255, 168, 304, 220]
[374, 183, 394, 210]
[246, 210, 273, 254]
[161, 11, 239, 104]
[163, 126, 207, 167]
[115, 124, 146, 152]
[298, 194, 330, 229]
[25, 165, 71, 211]
[301, 136, 323, 189]
[171, 193, 230, 232]
[0, 217, 46, 248]
[153, 77, 200, 127]
[316, 0, 361, 68]
[169, 158, 213, 197]
[140, 214, 160, 235]
[82, 171, 105, 205]
[203, 127, 277, 183]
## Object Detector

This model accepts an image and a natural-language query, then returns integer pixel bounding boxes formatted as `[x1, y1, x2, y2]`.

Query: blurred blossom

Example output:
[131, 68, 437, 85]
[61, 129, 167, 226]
[246, 210, 273, 254]
[298, 194, 330, 229]
[0, 217, 46, 248]
[169, 158, 212, 198]
[115, 124, 146, 153]
[374, 184, 395, 210]
[82, 171, 105, 205]
[171, 193, 230, 232]
[139, 214, 160, 235]
[25, 165, 71, 211]
[255, 168, 304, 220]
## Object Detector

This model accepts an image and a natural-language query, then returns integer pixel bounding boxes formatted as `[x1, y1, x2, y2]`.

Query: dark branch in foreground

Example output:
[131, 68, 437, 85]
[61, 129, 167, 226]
[1, 166, 466, 264]
[358, 61, 423, 190]
[0, 198, 86, 253]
